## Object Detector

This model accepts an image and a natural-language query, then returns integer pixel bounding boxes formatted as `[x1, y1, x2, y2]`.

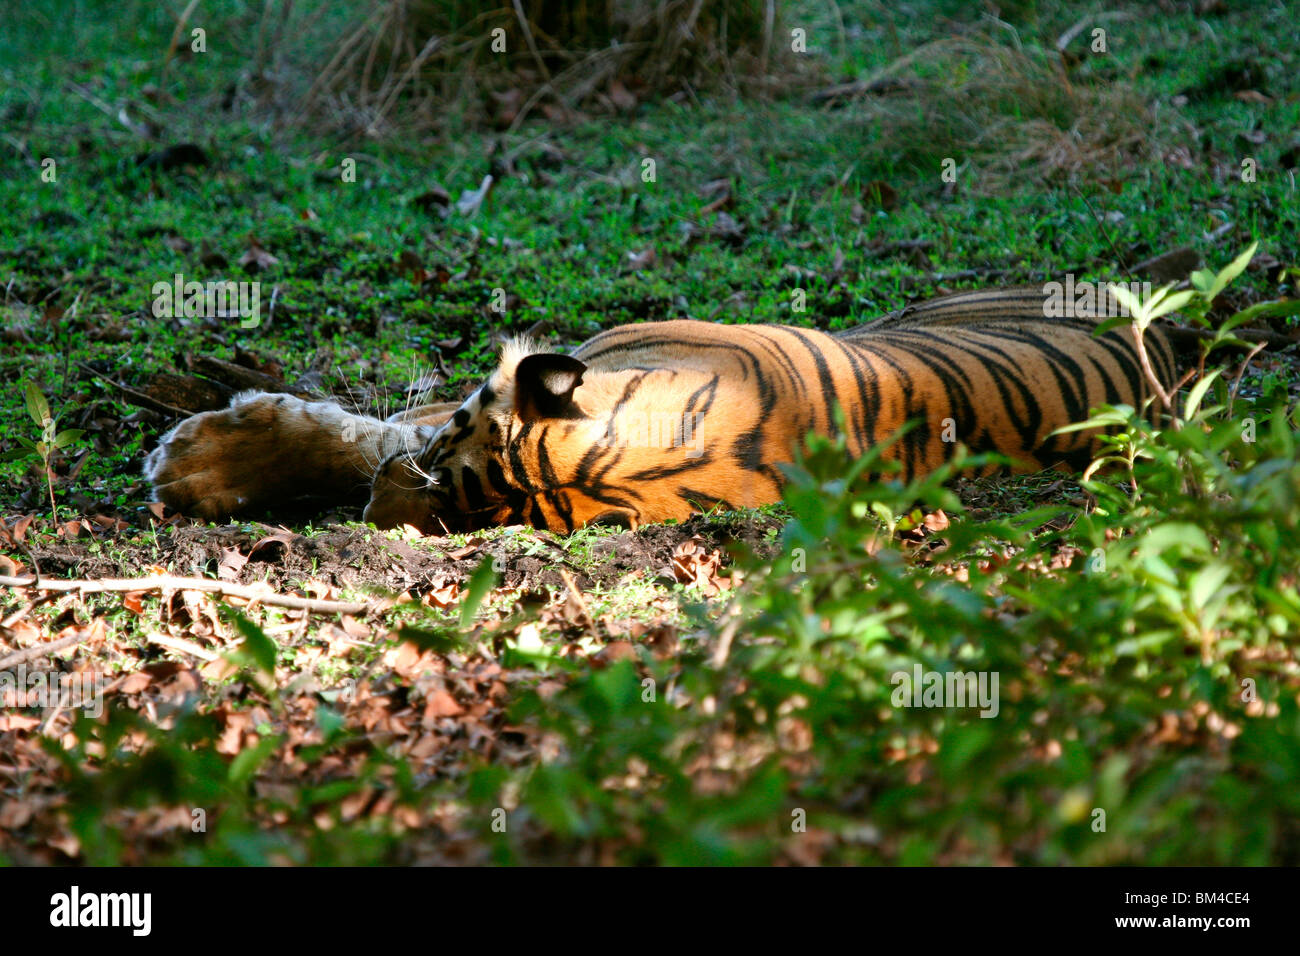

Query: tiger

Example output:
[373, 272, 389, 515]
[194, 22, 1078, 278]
[144, 287, 1178, 534]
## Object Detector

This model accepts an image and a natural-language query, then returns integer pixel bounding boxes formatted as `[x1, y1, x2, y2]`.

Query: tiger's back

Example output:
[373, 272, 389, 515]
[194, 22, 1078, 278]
[548, 287, 1176, 527]
[832, 286, 1177, 474]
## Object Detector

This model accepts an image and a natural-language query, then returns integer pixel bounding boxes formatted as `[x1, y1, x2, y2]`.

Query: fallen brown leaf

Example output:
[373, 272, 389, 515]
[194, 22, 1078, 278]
[424, 689, 464, 719]
[238, 237, 280, 273]
[216, 547, 248, 581]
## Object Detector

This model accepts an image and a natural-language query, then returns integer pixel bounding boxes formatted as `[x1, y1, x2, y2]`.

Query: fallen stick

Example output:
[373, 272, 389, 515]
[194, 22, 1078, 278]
[0, 574, 371, 614]
[145, 631, 220, 662]
[0, 631, 88, 669]
[75, 361, 196, 417]
[1164, 324, 1297, 351]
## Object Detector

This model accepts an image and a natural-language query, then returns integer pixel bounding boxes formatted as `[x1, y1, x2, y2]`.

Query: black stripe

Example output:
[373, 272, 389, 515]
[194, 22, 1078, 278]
[782, 327, 842, 439]
[460, 465, 486, 510]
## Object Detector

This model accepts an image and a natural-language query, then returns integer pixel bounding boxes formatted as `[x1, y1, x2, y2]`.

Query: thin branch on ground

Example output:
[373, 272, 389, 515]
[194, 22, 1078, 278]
[0, 574, 375, 614]
[74, 361, 196, 418]
[1228, 342, 1269, 419]
[0, 630, 88, 669]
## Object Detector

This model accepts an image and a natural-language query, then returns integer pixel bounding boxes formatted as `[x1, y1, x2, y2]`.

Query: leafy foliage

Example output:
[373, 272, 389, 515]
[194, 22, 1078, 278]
[465, 248, 1300, 864]
[1, 383, 86, 526]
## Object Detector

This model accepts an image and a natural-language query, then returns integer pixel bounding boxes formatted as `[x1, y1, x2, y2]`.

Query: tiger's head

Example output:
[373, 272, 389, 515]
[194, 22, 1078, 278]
[362, 340, 621, 534]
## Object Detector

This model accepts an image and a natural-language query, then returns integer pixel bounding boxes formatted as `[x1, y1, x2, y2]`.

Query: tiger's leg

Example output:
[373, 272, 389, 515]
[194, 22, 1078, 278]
[145, 392, 452, 521]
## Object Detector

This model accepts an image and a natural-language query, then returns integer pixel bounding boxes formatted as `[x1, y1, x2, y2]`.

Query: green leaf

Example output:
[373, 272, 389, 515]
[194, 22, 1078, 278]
[459, 555, 498, 628]
[1115, 629, 1178, 657]
[1107, 284, 1145, 322]
[315, 704, 346, 741]
[1093, 314, 1131, 336]
[0, 447, 33, 462]
[1190, 562, 1233, 612]
[1053, 412, 1129, 435]
[24, 382, 50, 428]
[1206, 242, 1258, 301]
[53, 428, 85, 449]
[305, 779, 365, 805]
[1052, 404, 1138, 440]
[231, 613, 277, 677]
[1082, 455, 1130, 481]
[1222, 298, 1300, 330]
[938, 723, 994, 778]
[1146, 288, 1195, 321]
[1138, 523, 1212, 558]
[505, 621, 557, 665]
[227, 733, 282, 784]
[1181, 370, 1223, 420]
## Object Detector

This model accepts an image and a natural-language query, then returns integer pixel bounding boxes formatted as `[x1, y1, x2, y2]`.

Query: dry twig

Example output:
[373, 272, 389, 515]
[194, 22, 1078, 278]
[0, 574, 373, 614]
[0, 629, 88, 670]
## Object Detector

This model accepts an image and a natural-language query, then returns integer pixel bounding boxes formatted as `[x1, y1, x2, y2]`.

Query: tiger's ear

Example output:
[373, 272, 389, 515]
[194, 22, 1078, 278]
[514, 353, 587, 419]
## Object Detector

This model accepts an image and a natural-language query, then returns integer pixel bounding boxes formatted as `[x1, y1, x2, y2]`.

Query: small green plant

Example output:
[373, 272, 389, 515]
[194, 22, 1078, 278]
[2, 383, 86, 526]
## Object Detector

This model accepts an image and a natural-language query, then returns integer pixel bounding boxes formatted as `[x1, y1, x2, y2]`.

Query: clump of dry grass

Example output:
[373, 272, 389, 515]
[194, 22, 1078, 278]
[232, 5, 1161, 196]
[823, 35, 1160, 191]
[299, 0, 800, 137]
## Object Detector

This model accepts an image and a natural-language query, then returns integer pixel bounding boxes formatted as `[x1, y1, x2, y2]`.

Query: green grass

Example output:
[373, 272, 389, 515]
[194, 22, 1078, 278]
[2, 0, 1299, 866]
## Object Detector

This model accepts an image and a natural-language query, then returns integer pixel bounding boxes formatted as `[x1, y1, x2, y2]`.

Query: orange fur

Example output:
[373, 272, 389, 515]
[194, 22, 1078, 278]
[147, 288, 1177, 532]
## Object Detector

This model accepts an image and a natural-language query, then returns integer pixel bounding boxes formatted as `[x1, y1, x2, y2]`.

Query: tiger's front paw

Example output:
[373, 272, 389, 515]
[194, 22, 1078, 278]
[144, 393, 306, 521]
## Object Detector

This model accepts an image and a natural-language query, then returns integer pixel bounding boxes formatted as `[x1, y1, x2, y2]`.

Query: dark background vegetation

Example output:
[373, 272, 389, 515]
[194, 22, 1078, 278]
[1, 0, 1298, 865]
